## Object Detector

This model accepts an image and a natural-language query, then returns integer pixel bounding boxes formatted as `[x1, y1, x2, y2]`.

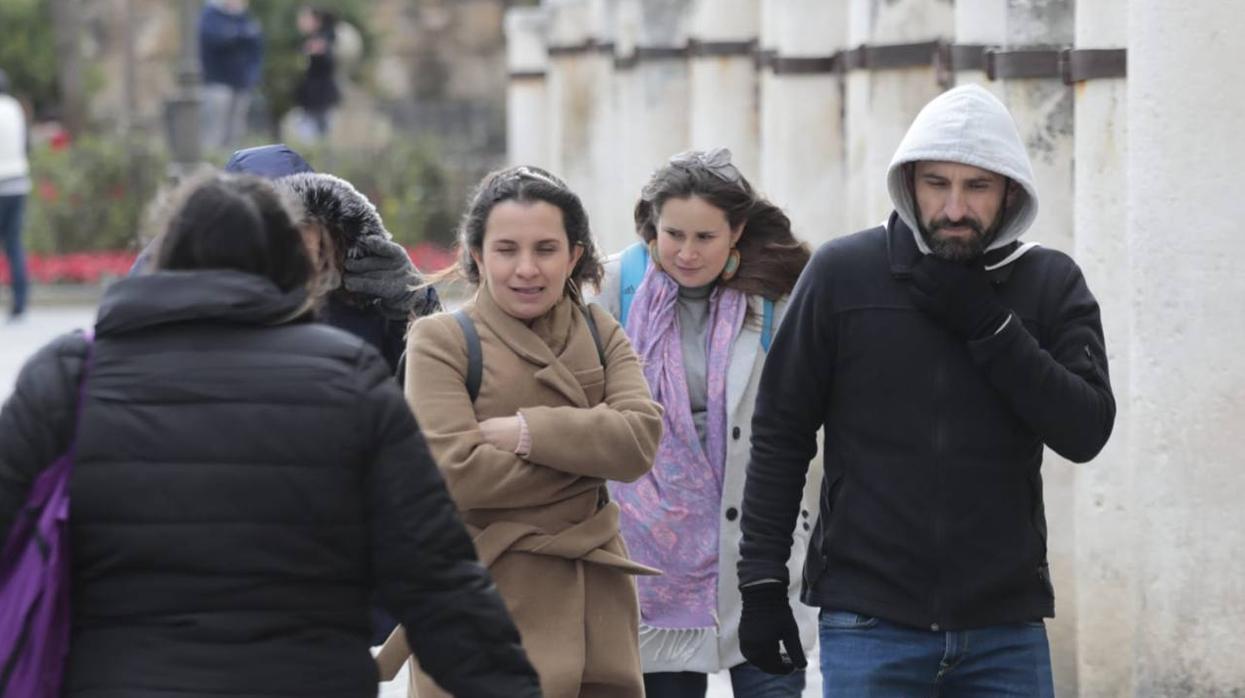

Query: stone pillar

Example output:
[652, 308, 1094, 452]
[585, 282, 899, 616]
[951, 0, 1004, 95]
[843, 0, 952, 233]
[610, 0, 644, 249]
[1129, 1, 1245, 693]
[545, 0, 598, 204]
[688, 0, 760, 178]
[758, 0, 846, 247]
[505, 6, 550, 168]
[587, 0, 630, 254]
[1073, 2, 1134, 696]
[997, 4, 1078, 694]
[620, 0, 694, 208]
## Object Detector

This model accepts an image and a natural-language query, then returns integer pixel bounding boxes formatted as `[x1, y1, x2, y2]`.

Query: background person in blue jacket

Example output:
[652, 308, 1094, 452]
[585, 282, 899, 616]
[736, 84, 1116, 697]
[198, 0, 264, 150]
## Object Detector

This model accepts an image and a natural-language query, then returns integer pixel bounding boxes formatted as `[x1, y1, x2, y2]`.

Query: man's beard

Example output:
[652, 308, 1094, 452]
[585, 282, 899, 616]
[919, 215, 1001, 262]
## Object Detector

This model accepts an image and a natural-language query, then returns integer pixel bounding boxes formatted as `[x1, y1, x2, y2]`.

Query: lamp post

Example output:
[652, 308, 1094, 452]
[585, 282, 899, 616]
[168, 0, 202, 176]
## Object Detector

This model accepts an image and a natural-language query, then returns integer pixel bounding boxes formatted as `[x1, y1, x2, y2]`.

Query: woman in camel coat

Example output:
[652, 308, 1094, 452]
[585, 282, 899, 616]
[403, 165, 664, 698]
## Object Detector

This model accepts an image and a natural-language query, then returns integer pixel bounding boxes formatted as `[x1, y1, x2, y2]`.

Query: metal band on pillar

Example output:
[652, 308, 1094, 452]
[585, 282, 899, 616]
[757, 42, 1127, 82]
[767, 55, 840, 75]
[688, 39, 758, 57]
[508, 70, 547, 81]
[616, 45, 690, 70]
[841, 41, 942, 71]
[985, 47, 1066, 80]
[1062, 48, 1127, 84]
[548, 39, 601, 57]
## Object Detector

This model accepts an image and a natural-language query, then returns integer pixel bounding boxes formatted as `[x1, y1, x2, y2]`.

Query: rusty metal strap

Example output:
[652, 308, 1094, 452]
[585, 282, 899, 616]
[1062, 48, 1126, 83]
[635, 45, 691, 60]
[985, 47, 1064, 79]
[548, 38, 616, 57]
[842, 41, 942, 71]
[767, 55, 840, 75]
[689, 39, 757, 57]
[547, 40, 597, 57]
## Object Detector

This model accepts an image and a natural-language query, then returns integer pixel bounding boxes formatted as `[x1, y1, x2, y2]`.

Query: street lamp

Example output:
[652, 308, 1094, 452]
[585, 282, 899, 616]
[167, 0, 202, 176]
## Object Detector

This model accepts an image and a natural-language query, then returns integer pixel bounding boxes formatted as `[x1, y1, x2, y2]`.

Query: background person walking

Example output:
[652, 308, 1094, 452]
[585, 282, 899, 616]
[0, 68, 30, 323]
[198, 0, 263, 150]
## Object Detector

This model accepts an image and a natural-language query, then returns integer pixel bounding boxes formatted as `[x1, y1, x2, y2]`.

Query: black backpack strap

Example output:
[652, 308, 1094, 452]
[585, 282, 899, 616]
[579, 304, 606, 368]
[452, 309, 482, 403]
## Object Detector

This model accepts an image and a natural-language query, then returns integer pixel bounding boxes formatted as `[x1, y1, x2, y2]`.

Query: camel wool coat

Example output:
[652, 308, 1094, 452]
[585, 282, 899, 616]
[403, 289, 664, 698]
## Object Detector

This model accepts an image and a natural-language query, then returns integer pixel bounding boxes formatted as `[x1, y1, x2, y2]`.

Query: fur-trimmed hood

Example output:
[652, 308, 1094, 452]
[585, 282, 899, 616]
[275, 172, 390, 256]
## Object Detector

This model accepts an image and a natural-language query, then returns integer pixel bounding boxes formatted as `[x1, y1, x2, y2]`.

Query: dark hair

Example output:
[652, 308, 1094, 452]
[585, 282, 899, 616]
[301, 6, 337, 38]
[634, 149, 810, 300]
[155, 173, 312, 293]
[450, 165, 603, 297]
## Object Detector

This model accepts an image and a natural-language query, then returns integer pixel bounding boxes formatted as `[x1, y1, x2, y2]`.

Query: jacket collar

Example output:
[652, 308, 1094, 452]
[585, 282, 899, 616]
[473, 287, 594, 407]
[886, 211, 1025, 284]
[95, 270, 311, 337]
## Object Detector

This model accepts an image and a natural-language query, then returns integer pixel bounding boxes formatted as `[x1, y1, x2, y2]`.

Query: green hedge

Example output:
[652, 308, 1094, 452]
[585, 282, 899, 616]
[25, 136, 168, 254]
[23, 136, 469, 254]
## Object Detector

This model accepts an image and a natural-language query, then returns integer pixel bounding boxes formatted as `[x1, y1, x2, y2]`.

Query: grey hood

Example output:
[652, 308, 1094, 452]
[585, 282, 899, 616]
[886, 84, 1039, 258]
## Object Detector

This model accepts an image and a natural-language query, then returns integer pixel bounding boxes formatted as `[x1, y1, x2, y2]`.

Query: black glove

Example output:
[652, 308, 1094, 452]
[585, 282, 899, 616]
[343, 236, 442, 319]
[908, 255, 1011, 340]
[739, 581, 807, 675]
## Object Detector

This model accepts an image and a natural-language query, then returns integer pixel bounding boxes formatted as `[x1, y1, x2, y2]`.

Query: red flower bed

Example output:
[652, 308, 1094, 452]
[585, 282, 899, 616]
[0, 251, 139, 285]
[0, 245, 456, 285]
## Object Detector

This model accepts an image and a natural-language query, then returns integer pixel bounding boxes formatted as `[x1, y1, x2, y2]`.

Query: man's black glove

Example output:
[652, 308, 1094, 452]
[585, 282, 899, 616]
[739, 581, 807, 675]
[343, 236, 442, 320]
[908, 255, 1011, 340]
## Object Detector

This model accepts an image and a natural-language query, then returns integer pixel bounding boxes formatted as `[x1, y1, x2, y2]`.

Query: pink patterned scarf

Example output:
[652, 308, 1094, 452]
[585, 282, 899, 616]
[614, 265, 745, 629]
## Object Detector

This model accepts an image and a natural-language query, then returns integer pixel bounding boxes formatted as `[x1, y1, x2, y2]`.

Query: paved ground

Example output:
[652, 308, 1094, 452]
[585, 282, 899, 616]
[0, 305, 97, 400]
[379, 658, 821, 698]
[1, 303, 823, 698]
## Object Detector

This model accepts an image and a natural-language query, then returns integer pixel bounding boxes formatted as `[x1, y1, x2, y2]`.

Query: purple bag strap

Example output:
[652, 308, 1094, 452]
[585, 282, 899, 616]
[65, 329, 96, 459]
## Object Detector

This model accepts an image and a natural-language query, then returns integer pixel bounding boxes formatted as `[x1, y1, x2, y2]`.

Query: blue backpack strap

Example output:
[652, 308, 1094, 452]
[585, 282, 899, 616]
[452, 310, 482, 403]
[618, 242, 650, 328]
[761, 298, 775, 352]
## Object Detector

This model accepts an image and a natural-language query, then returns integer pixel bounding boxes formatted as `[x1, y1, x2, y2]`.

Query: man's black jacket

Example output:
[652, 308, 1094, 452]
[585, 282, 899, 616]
[0, 271, 540, 697]
[739, 216, 1115, 631]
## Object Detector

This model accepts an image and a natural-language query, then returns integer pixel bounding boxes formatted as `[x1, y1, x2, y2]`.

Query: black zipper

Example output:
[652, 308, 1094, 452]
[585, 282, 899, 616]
[931, 358, 947, 629]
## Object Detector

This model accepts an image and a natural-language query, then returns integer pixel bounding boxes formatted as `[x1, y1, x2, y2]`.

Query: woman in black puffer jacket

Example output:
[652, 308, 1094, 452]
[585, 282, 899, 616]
[0, 173, 540, 698]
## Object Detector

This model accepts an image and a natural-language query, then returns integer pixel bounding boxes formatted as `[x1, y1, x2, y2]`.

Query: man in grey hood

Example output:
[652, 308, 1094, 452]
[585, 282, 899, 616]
[736, 84, 1114, 696]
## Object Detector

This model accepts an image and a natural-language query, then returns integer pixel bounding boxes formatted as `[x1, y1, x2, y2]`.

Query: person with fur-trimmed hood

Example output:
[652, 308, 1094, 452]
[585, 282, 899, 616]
[735, 84, 1115, 696]
[130, 144, 441, 375]
[274, 170, 441, 372]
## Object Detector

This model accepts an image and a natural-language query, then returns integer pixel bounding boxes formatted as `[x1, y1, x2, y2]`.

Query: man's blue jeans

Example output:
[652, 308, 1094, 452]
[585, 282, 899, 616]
[0, 194, 28, 317]
[819, 609, 1054, 697]
[645, 661, 806, 697]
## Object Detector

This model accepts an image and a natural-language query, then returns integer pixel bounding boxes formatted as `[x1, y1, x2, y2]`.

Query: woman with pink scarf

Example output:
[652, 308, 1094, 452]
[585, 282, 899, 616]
[588, 149, 821, 697]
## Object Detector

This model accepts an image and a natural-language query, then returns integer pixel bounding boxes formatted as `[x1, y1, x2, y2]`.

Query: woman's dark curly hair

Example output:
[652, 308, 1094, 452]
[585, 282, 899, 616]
[634, 149, 810, 300]
[451, 165, 604, 298]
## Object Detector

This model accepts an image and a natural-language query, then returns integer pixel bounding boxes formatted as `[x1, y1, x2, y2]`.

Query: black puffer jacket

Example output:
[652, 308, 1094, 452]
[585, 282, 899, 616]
[0, 271, 540, 697]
